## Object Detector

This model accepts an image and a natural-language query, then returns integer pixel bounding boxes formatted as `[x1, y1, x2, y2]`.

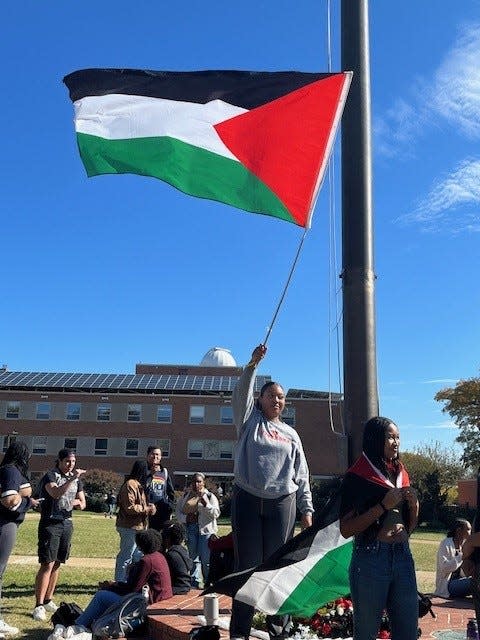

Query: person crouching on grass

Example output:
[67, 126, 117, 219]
[33, 449, 86, 622]
[73, 529, 173, 631]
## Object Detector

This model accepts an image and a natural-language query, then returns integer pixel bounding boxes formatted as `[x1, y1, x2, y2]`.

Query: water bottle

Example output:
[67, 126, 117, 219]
[467, 618, 479, 640]
[203, 593, 219, 626]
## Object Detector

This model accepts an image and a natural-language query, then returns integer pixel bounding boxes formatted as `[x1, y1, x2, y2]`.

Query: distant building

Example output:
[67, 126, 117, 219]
[0, 347, 347, 488]
[457, 479, 477, 508]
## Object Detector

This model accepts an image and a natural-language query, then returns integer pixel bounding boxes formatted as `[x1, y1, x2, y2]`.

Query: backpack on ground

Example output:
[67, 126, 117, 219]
[51, 601, 84, 627]
[91, 592, 148, 638]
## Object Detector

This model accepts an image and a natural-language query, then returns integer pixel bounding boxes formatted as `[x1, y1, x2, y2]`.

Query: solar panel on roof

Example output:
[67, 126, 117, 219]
[0, 369, 273, 394]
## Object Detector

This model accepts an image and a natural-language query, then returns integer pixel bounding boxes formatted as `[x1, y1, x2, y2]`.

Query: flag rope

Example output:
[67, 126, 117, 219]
[263, 228, 309, 346]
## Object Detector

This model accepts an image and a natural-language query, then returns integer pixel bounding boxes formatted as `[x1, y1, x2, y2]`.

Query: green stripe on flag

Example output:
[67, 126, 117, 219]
[76, 133, 295, 223]
[277, 540, 353, 616]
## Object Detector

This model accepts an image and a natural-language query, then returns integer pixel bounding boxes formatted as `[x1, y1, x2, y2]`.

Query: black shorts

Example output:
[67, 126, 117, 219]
[38, 519, 73, 564]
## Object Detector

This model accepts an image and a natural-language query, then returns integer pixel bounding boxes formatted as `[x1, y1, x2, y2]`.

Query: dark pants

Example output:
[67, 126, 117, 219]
[229, 486, 296, 639]
[472, 565, 480, 622]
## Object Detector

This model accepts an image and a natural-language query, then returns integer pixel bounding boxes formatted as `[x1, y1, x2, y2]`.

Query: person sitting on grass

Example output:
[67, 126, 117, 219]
[73, 529, 173, 631]
[162, 522, 193, 595]
[435, 518, 472, 598]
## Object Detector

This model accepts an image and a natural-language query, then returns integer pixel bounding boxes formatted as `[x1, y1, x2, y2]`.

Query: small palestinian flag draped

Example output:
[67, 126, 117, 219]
[63, 69, 352, 228]
[207, 455, 410, 617]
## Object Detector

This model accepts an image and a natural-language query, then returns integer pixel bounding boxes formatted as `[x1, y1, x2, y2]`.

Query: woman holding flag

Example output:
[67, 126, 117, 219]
[229, 344, 313, 640]
[340, 417, 419, 640]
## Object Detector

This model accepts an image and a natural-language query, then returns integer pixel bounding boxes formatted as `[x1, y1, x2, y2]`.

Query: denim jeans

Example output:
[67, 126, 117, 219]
[76, 590, 121, 628]
[115, 527, 143, 583]
[350, 540, 418, 640]
[185, 523, 210, 586]
[449, 576, 473, 598]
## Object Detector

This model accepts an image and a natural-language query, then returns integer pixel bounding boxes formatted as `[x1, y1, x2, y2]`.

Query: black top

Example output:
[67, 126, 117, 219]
[165, 545, 193, 595]
[0, 464, 31, 525]
[39, 469, 84, 522]
[145, 467, 175, 530]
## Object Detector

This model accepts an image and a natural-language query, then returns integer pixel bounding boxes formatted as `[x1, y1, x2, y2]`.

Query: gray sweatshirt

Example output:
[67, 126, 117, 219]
[232, 364, 314, 515]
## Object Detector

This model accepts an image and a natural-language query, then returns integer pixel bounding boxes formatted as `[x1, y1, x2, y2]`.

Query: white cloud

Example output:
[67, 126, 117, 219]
[376, 21, 480, 231]
[421, 378, 459, 385]
[398, 158, 480, 231]
[374, 98, 423, 159]
[430, 24, 480, 138]
[422, 421, 457, 430]
[376, 22, 480, 157]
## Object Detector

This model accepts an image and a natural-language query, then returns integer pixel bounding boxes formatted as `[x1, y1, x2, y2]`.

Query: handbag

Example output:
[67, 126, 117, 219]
[51, 601, 84, 627]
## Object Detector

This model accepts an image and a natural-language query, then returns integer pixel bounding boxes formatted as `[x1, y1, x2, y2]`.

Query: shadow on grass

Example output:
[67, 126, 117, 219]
[5, 581, 97, 598]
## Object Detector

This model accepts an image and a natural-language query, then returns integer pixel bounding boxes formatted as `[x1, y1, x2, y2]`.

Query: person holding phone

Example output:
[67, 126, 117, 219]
[33, 449, 86, 621]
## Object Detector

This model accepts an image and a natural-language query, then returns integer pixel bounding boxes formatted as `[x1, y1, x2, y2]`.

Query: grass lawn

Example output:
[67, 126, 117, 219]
[2, 512, 442, 638]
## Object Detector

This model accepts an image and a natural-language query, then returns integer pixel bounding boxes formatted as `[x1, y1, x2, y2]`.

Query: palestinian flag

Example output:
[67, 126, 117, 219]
[205, 491, 353, 617]
[63, 69, 352, 228]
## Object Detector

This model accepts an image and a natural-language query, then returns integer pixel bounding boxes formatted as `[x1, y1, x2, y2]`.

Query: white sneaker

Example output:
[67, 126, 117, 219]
[52, 624, 66, 639]
[0, 620, 19, 636]
[64, 625, 89, 638]
[45, 601, 59, 613]
[33, 605, 47, 621]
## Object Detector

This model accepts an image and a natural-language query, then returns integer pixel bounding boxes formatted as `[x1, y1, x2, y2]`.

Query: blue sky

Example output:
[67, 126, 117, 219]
[2, 1, 479, 454]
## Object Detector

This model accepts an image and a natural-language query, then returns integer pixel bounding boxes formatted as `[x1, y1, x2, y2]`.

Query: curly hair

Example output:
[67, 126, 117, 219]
[135, 529, 162, 555]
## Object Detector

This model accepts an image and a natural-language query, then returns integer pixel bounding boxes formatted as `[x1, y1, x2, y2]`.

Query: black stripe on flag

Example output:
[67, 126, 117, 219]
[63, 68, 331, 110]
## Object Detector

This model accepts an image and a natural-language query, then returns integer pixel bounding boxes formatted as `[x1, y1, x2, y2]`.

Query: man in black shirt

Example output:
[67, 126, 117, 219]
[33, 449, 86, 622]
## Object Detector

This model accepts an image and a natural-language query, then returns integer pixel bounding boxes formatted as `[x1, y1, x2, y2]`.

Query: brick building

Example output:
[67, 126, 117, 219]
[0, 347, 346, 489]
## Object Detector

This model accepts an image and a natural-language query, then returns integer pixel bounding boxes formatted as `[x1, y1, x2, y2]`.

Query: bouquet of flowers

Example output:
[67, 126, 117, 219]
[291, 597, 391, 639]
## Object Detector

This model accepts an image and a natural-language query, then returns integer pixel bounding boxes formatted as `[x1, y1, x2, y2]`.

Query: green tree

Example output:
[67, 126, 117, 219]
[435, 376, 480, 469]
[402, 445, 463, 525]
[82, 468, 123, 497]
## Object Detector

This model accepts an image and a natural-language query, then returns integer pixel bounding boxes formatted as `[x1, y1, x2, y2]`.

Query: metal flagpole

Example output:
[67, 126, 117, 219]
[263, 229, 309, 346]
[341, 0, 379, 462]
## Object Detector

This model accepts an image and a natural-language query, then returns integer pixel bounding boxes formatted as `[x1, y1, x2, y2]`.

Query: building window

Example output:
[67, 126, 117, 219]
[97, 403, 111, 421]
[2, 434, 17, 452]
[187, 439, 235, 460]
[127, 404, 141, 422]
[220, 441, 234, 459]
[36, 402, 51, 420]
[95, 438, 108, 455]
[188, 440, 203, 459]
[158, 439, 170, 458]
[282, 406, 296, 427]
[157, 404, 172, 423]
[189, 406, 205, 424]
[6, 401, 20, 419]
[125, 438, 139, 457]
[32, 436, 47, 455]
[220, 406, 233, 424]
[64, 438, 77, 450]
[66, 403, 81, 421]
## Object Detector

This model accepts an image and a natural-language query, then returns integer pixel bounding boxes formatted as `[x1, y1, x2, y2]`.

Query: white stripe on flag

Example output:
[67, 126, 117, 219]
[73, 94, 246, 160]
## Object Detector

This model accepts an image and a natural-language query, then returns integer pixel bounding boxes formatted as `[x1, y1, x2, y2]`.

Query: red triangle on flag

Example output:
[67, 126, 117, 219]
[214, 73, 350, 227]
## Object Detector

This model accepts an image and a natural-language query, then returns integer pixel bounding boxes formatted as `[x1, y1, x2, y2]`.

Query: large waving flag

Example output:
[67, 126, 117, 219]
[63, 69, 351, 228]
[206, 456, 410, 617]
[206, 490, 352, 617]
